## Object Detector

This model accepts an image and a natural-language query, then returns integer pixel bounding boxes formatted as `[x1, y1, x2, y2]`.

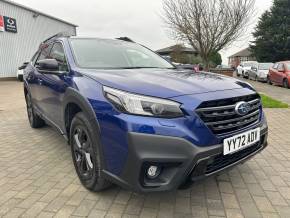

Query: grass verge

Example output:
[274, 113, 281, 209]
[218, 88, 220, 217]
[260, 94, 289, 108]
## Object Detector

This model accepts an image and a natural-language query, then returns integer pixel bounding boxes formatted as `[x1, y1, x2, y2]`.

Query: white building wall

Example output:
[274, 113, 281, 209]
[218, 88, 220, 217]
[0, 1, 76, 78]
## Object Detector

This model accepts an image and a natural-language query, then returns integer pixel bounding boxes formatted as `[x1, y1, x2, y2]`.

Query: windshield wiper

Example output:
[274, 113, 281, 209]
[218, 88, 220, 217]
[118, 67, 158, 69]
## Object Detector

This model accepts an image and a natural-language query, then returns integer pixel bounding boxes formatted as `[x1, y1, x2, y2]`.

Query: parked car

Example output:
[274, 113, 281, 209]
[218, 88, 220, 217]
[23, 34, 268, 192]
[241, 61, 258, 78]
[268, 61, 290, 88]
[16, 62, 29, 81]
[248, 63, 273, 82]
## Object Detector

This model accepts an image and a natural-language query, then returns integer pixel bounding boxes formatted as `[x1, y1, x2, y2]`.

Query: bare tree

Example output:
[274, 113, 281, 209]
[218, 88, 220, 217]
[162, 0, 255, 69]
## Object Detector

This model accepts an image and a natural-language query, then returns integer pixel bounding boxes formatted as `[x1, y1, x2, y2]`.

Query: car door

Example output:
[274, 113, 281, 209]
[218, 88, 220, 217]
[36, 42, 69, 129]
[270, 63, 278, 83]
[276, 63, 285, 85]
[27, 44, 52, 113]
[249, 64, 257, 80]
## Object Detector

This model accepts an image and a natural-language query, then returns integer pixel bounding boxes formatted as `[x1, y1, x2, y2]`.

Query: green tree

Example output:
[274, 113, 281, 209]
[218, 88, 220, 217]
[209, 52, 222, 67]
[250, 0, 290, 62]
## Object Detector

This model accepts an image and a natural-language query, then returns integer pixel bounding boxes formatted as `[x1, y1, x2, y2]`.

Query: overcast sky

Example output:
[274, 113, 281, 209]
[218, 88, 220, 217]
[13, 0, 273, 64]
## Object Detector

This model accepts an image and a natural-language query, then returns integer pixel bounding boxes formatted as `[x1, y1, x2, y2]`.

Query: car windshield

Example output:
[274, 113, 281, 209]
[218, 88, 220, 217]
[259, 63, 273, 70]
[244, 62, 257, 67]
[69, 38, 174, 69]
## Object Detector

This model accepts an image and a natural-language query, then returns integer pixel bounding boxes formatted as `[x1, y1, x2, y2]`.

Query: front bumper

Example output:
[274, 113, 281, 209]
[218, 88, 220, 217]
[257, 76, 267, 82]
[103, 120, 268, 192]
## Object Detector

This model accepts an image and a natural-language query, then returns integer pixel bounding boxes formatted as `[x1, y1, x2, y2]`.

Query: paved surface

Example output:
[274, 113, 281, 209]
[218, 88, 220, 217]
[238, 77, 290, 105]
[0, 81, 290, 218]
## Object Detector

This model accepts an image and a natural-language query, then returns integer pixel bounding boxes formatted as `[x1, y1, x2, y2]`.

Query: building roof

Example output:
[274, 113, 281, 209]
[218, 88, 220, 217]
[156, 44, 197, 54]
[1, 0, 78, 27]
[228, 48, 253, 58]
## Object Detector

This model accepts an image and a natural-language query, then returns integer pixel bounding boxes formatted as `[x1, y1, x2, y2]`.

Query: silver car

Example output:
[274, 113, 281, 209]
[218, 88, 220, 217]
[241, 61, 258, 78]
[248, 63, 273, 82]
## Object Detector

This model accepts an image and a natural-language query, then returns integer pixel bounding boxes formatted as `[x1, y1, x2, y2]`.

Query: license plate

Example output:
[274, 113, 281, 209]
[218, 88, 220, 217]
[223, 128, 260, 155]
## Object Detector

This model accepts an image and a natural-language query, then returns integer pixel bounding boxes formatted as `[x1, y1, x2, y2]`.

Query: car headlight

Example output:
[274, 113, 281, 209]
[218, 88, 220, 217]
[103, 86, 183, 118]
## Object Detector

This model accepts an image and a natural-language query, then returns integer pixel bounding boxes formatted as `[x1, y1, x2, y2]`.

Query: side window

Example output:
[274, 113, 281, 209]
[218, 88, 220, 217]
[277, 64, 284, 71]
[35, 44, 52, 65]
[50, 42, 68, 71]
[273, 63, 278, 69]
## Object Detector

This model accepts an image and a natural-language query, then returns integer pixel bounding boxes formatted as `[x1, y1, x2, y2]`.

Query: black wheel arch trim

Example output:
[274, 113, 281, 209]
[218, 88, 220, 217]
[62, 87, 101, 138]
[62, 87, 108, 172]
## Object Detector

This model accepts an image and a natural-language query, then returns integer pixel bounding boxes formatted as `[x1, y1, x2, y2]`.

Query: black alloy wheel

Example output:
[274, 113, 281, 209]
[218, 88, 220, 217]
[70, 112, 111, 191]
[72, 126, 95, 181]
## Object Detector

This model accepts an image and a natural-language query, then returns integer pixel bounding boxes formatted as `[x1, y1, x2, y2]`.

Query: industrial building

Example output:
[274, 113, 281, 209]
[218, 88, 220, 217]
[0, 0, 77, 78]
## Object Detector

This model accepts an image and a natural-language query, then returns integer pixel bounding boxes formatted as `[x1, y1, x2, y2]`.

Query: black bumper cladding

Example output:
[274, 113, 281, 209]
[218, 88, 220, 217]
[103, 122, 268, 192]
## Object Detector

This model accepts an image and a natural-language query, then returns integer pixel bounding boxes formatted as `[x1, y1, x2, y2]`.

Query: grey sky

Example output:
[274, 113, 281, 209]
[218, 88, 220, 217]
[13, 0, 273, 64]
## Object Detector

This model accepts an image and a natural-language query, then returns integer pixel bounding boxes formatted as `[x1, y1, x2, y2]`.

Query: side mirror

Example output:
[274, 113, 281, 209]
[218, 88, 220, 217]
[18, 62, 29, 70]
[36, 59, 59, 72]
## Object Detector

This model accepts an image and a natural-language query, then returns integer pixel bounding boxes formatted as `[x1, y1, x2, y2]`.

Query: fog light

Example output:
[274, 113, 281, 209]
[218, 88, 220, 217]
[147, 165, 161, 179]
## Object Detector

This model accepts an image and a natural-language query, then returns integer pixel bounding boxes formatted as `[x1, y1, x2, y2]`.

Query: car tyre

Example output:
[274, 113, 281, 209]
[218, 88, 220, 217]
[70, 112, 111, 192]
[283, 79, 289, 89]
[25, 94, 45, 128]
[267, 77, 272, 85]
[17, 75, 23, 82]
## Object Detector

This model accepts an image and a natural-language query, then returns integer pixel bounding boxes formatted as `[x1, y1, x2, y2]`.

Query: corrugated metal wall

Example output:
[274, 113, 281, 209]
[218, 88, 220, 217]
[0, 1, 76, 78]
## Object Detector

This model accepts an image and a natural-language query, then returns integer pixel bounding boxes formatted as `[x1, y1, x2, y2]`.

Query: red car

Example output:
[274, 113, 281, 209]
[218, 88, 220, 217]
[268, 61, 290, 88]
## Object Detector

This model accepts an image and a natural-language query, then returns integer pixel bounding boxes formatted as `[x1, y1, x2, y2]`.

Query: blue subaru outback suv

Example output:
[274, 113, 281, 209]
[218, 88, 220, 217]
[23, 33, 268, 192]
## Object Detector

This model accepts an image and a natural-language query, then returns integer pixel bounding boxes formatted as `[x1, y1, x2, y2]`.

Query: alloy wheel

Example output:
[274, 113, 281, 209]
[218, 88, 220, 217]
[73, 126, 94, 180]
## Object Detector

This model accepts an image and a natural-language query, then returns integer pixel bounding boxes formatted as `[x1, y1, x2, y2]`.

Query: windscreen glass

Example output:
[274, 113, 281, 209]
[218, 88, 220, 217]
[69, 38, 174, 69]
[259, 63, 273, 70]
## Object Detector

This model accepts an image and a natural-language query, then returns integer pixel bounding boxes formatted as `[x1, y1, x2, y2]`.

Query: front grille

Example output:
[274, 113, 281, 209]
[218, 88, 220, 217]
[195, 94, 261, 135]
[206, 141, 262, 174]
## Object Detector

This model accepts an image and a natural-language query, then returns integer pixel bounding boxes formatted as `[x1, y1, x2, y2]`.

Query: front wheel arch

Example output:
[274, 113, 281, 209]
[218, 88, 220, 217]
[62, 88, 108, 175]
[62, 88, 101, 142]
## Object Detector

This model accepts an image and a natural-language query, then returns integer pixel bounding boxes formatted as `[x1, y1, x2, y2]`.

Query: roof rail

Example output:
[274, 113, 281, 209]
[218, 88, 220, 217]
[39, 32, 74, 50]
[116, 37, 135, 43]
[42, 32, 73, 43]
